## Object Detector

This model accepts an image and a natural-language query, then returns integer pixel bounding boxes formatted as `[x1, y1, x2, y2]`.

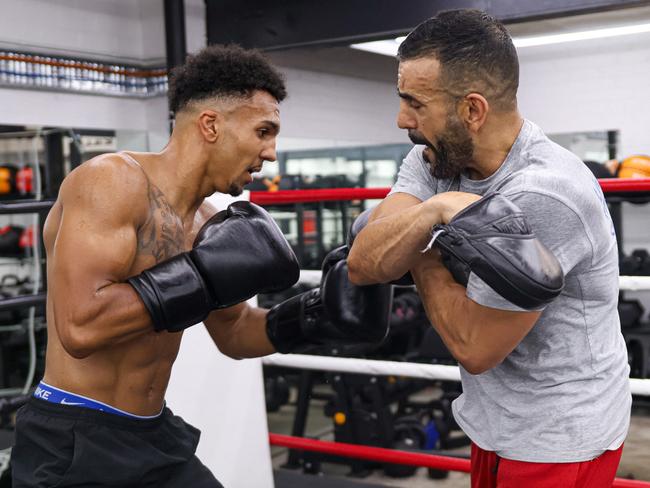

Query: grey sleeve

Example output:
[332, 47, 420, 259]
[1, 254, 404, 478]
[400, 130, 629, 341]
[387, 145, 437, 202]
[466, 191, 592, 311]
[466, 273, 539, 312]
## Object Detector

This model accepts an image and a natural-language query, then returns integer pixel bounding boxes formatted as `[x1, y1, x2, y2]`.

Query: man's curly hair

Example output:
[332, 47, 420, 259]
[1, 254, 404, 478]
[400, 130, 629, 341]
[168, 45, 287, 114]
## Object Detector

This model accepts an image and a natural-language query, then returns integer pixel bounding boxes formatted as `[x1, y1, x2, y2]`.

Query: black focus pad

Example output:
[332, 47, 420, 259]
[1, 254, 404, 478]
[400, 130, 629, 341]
[429, 192, 564, 310]
[347, 209, 414, 286]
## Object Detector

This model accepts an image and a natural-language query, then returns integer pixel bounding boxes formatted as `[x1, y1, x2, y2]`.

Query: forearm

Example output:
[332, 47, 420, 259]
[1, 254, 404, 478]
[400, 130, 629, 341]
[412, 256, 540, 374]
[348, 199, 441, 284]
[204, 304, 275, 359]
[411, 260, 506, 374]
[411, 263, 476, 359]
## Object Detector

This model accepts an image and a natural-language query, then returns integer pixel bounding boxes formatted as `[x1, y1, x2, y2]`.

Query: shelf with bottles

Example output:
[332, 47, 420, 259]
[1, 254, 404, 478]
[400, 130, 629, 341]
[0, 51, 168, 98]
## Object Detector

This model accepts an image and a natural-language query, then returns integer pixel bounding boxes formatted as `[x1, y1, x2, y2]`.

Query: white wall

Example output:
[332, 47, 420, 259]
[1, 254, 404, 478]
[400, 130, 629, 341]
[517, 32, 650, 157]
[0, 0, 145, 62]
[0, 87, 150, 131]
[278, 67, 407, 149]
[516, 33, 650, 250]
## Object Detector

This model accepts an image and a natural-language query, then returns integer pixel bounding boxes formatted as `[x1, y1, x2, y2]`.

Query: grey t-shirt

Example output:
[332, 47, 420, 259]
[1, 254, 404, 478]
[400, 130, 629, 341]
[389, 119, 631, 462]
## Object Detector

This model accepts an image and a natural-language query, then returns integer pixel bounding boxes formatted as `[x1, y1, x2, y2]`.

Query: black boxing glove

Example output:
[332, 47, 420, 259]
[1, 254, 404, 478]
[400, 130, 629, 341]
[348, 208, 414, 286]
[128, 201, 300, 332]
[425, 192, 564, 310]
[266, 246, 392, 353]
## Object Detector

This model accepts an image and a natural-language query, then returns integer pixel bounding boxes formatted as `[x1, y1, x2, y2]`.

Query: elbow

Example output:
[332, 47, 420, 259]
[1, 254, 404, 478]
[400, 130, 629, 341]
[456, 352, 501, 375]
[218, 344, 244, 360]
[459, 359, 492, 376]
[347, 257, 369, 286]
[56, 307, 105, 359]
[451, 344, 501, 376]
[212, 334, 245, 360]
[347, 247, 379, 286]
[58, 325, 97, 359]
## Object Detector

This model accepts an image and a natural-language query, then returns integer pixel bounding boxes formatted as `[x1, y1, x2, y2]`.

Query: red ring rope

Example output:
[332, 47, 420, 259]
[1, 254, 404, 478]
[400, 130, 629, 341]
[599, 178, 650, 193]
[250, 178, 650, 205]
[250, 187, 389, 205]
[270, 433, 470, 472]
[269, 433, 650, 487]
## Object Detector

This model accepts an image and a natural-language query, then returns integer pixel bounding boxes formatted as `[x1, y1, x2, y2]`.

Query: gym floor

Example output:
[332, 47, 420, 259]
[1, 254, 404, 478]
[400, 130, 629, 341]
[269, 389, 650, 487]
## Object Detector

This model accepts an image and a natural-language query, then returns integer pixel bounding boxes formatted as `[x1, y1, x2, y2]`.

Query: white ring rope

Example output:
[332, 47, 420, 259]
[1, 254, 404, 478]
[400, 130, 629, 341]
[262, 353, 650, 396]
[284, 273, 650, 396]
[619, 276, 650, 292]
[299, 272, 650, 292]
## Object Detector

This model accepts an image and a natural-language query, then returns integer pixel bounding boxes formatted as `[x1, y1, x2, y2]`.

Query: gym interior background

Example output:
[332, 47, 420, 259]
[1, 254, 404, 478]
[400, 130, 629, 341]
[0, 1, 649, 487]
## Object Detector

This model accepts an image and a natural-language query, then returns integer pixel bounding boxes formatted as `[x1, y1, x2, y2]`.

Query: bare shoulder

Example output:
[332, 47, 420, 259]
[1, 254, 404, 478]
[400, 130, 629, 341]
[59, 153, 149, 224]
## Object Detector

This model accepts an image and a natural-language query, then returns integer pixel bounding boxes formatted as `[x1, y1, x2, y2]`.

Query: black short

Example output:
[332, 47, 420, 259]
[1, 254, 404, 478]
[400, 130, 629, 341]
[11, 397, 223, 488]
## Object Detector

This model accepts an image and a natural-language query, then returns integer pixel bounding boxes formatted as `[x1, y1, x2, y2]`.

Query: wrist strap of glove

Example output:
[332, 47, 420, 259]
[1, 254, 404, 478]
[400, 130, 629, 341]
[128, 253, 213, 332]
[266, 289, 322, 354]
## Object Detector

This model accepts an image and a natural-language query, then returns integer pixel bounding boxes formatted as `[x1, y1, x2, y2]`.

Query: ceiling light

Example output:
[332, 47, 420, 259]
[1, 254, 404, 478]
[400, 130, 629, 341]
[350, 38, 404, 57]
[350, 22, 650, 56]
[513, 22, 650, 47]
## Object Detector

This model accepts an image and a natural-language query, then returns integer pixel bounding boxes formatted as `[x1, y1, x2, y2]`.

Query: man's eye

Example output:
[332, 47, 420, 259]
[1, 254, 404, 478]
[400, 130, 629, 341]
[258, 129, 268, 137]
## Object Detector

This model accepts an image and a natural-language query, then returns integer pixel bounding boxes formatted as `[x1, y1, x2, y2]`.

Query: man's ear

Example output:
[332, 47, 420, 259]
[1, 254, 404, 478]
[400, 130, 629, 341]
[198, 110, 221, 142]
[460, 93, 489, 133]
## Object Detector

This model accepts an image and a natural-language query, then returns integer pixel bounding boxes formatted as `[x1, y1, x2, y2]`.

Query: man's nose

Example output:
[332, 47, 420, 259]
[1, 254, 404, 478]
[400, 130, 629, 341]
[261, 143, 277, 162]
[397, 104, 417, 130]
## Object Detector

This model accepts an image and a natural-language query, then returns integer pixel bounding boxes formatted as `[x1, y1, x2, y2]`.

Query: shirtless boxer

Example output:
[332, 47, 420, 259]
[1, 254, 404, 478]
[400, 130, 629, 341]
[11, 45, 391, 488]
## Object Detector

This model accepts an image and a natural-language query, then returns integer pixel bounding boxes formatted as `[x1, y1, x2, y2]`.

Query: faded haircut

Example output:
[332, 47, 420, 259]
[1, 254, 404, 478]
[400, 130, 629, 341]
[398, 9, 519, 110]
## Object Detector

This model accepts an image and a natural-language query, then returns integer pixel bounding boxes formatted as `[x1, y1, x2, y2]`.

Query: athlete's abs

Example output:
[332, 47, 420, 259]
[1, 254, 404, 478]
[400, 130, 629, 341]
[41, 167, 199, 416]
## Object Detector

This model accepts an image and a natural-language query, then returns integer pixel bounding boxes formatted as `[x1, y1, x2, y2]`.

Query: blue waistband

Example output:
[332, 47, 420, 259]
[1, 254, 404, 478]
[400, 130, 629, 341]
[33, 381, 163, 419]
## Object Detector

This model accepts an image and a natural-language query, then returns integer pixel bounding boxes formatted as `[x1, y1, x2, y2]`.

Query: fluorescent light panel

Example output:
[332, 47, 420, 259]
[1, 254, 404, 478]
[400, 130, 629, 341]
[350, 22, 650, 56]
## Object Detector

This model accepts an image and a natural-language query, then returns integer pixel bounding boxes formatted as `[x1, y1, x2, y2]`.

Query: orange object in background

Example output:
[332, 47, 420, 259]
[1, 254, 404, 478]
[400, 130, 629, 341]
[0, 166, 14, 194]
[618, 155, 650, 178]
[263, 175, 282, 192]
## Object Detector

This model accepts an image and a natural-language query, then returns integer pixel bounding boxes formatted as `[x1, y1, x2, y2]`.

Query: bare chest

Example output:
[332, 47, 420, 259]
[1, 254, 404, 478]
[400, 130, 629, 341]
[130, 185, 199, 275]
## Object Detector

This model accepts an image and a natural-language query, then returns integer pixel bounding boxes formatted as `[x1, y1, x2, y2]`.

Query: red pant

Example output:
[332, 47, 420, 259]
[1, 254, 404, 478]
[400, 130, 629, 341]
[471, 443, 623, 488]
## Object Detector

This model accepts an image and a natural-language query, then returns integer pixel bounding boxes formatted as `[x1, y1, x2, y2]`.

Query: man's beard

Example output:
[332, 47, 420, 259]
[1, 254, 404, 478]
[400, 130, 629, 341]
[228, 183, 244, 197]
[408, 115, 474, 180]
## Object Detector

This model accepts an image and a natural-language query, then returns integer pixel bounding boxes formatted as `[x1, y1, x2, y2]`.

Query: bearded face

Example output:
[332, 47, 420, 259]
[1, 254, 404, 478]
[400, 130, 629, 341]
[408, 111, 474, 180]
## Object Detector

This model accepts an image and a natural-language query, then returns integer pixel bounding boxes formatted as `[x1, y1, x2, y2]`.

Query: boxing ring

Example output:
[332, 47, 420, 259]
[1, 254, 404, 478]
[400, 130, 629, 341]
[254, 177, 650, 487]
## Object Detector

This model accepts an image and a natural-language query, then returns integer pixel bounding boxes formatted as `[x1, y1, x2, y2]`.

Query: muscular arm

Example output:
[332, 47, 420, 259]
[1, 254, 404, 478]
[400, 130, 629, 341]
[411, 254, 540, 374]
[49, 157, 152, 358]
[203, 303, 275, 359]
[347, 191, 480, 285]
[350, 189, 535, 373]
[347, 193, 439, 285]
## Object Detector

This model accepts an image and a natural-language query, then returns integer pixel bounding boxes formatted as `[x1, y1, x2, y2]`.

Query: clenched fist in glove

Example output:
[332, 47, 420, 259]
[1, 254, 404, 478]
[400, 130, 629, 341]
[266, 246, 393, 354]
[128, 201, 300, 332]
